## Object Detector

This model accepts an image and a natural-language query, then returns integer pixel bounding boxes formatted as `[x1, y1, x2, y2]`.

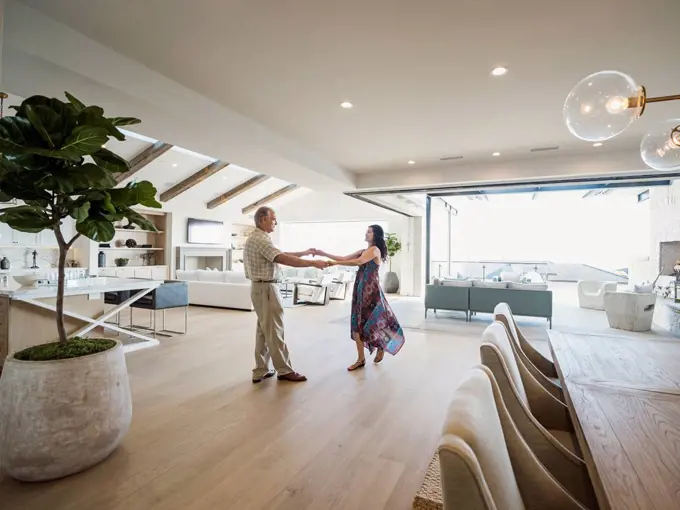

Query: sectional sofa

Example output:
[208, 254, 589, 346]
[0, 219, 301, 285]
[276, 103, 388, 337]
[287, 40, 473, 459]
[175, 269, 253, 311]
[424, 278, 553, 327]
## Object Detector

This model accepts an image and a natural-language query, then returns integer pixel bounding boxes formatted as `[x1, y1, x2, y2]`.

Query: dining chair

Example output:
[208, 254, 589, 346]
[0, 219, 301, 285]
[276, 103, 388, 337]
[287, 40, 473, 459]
[480, 322, 578, 455]
[478, 364, 595, 509]
[438, 366, 592, 510]
[493, 303, 563, 401]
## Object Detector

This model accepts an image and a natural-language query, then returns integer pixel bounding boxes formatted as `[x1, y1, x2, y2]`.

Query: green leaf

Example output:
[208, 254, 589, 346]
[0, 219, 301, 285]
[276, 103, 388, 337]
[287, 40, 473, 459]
[64, 91, 86, 112]
[109, 180, 160, 208]
[0, 116, 40, 157]
[72, 201, 91, 222]
[11, 96, 68, 119]
[110, 117, 141, 127]
[0, 206, 53, 233]
[92, 148, 129, 173]
[121, 208, 157, 231]
[76, 163, 117, 189]
[25, 105, 56, 148]
[78, 106, 126, 141]
[39, 163, 117, 193]
[76, 218, 115, 242]
[61, 126, 109, 156]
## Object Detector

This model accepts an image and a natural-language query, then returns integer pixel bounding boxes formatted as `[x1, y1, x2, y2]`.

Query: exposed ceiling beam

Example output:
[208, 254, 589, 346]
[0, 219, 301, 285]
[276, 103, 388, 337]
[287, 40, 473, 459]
[242, 184, 299, 215]
[116, 141, 174, 183]
[160, 160, 230, 202]
[207, 174, 270, 210]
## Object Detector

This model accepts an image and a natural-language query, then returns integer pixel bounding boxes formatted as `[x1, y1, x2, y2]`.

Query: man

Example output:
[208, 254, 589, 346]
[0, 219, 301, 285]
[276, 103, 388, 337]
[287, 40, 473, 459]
[244, 206, 327, 383]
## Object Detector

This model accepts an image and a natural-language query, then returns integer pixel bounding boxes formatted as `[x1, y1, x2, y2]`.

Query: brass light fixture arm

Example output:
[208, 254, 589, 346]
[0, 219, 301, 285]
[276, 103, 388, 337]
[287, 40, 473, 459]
[629, 87, 680, 117]
[646, 94, 680, 104]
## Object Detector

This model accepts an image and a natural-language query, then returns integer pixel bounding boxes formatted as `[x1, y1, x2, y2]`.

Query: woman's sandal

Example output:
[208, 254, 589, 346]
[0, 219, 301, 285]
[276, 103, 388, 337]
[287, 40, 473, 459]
[348, 359, 366, 371]
[374, 349, 385, 364]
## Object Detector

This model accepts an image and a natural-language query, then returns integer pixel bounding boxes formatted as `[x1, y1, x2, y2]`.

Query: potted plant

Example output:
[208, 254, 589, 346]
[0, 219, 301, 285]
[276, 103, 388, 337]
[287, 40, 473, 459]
[383, 233, 402, 293]
[0, 92, 160, 482]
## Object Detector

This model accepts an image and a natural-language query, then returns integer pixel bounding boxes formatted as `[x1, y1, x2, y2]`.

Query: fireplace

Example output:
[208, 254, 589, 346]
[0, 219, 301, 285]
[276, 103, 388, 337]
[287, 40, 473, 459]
[176, 246, 230, 272]
[659, 241, 680, 275]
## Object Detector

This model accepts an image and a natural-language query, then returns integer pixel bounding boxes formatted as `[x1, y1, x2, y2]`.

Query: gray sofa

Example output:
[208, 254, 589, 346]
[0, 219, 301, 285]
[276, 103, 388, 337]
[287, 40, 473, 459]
[425, 283, 553, 327]
[424, 284, 470, 320]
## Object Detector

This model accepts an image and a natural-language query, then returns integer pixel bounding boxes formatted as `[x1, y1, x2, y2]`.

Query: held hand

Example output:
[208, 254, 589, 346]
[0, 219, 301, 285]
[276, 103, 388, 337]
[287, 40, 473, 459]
[310, 259, 327, 269]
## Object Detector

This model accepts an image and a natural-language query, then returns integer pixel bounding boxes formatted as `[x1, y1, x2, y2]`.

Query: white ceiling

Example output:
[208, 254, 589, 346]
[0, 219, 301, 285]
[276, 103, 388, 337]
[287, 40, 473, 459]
[8, 0, 680, 191]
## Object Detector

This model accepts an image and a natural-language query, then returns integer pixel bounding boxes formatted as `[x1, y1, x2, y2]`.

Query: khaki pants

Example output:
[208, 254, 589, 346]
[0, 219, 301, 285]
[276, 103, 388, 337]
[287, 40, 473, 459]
[250, 282, 293, 378]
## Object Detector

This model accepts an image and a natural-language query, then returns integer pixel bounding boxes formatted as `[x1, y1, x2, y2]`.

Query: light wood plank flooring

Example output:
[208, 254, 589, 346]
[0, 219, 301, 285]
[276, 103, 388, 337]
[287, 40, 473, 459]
[0, 298, 480, 510]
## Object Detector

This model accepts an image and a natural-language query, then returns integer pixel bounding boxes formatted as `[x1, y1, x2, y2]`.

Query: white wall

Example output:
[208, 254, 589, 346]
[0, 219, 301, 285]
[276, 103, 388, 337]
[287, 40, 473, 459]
[275, 192, 422, 296]
[649, 182, 680, 280]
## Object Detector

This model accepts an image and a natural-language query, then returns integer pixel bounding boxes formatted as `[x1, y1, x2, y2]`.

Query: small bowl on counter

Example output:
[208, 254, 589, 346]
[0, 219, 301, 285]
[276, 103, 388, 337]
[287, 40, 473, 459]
[13, 273, 39, 287]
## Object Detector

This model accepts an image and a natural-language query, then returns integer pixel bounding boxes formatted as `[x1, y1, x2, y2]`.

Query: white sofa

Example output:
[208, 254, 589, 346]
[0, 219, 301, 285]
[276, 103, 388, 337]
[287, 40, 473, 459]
[175, 269, 253, 311]
[577, 280, 617, 310]
[604, 291, 656, 332]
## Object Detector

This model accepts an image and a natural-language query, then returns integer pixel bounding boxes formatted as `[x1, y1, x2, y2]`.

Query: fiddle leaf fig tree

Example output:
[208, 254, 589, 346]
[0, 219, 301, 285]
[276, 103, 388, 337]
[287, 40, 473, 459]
[0, 92, 161, 345]
[386, 233, 402, 272]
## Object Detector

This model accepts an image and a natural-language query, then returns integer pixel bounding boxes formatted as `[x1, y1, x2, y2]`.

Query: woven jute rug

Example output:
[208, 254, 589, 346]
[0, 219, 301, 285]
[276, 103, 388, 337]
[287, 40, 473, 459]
[412, 453, 443, 510]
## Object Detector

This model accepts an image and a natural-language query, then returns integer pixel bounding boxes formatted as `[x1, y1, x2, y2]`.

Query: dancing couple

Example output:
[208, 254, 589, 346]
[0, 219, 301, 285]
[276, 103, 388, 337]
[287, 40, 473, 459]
[243, 206, 405, 383]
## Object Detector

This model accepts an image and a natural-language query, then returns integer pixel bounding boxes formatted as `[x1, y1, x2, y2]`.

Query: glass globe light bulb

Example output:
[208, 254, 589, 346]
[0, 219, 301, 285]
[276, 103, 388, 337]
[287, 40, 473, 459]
[563, 71, 643, 142]
[640, 119, 680, 171]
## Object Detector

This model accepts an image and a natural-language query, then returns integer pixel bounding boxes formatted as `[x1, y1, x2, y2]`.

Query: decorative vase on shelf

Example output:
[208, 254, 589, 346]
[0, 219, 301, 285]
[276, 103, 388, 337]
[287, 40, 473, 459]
[98, 251, 106, 268]
[1, 257, 10, 270]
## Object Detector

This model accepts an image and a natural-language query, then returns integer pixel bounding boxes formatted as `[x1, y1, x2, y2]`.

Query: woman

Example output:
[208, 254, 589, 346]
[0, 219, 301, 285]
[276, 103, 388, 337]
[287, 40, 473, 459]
[315, 225, 405, 371]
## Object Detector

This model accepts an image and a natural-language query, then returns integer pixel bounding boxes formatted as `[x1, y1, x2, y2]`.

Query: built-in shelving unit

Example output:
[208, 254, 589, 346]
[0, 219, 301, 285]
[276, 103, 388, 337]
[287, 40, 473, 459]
[230, 224, 255, 272]
[97, 209, 171, 279]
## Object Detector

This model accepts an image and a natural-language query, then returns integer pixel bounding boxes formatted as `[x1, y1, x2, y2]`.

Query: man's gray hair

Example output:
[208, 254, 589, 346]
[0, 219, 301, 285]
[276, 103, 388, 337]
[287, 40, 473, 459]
[254, 206, 274, 226]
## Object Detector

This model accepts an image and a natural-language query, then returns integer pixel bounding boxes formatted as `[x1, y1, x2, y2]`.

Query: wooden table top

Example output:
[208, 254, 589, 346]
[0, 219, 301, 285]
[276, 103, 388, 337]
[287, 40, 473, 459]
[548, 331, 680, 510]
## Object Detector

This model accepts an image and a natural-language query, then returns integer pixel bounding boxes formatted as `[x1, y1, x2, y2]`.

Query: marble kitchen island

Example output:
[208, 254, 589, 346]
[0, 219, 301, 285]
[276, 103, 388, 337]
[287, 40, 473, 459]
[0, 277, 162, 369]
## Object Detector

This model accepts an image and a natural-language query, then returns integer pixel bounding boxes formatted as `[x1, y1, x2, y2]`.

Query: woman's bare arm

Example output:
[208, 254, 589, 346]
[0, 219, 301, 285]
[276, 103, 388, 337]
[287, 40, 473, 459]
[329, 247, 379, 267]
[315, 248, 363, 261]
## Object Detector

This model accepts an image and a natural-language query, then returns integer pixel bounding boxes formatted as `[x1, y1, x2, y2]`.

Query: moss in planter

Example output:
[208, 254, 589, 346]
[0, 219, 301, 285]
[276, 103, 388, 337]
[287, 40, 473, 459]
[14, 338, 117, 361]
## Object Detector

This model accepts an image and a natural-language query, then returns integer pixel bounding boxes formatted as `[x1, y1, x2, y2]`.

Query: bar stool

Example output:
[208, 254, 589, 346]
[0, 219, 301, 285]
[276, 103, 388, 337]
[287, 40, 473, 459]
[130, 280, 189, 337]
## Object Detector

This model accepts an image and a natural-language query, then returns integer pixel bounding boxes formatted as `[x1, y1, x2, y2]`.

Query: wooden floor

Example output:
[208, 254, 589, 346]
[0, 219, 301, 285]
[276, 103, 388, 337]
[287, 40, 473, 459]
[0, 298, 480, 510]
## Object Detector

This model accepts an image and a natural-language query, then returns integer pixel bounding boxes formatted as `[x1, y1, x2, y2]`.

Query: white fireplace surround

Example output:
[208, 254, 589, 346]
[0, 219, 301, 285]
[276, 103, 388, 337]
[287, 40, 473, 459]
[176, 246, 229, 274]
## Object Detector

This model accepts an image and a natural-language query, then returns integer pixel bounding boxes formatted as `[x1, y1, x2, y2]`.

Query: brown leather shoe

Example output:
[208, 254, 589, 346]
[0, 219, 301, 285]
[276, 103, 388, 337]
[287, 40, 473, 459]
[277, 371, 307, 382]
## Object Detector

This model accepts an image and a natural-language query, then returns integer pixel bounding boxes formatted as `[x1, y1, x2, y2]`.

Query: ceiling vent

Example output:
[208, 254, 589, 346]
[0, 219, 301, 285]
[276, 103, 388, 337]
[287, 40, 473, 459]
[440, 155, 464, 161]
[530, 146, 559, 152]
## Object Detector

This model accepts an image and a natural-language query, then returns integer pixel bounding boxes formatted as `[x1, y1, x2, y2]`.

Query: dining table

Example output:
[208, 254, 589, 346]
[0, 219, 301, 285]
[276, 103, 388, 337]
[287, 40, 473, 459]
[548, 331, 680, 510]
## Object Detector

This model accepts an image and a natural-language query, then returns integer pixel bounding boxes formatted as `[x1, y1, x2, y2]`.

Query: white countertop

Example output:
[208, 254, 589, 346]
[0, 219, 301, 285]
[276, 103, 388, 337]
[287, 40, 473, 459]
[0, 277, 162, 300]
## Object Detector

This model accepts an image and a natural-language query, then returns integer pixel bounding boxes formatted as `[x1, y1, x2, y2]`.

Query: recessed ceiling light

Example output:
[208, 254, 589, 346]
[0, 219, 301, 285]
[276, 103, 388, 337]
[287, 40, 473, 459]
[491, 67, 508, 77]
[593, 143, 603, 147]
[408, 160, 416, 165]
[340, 101, 354, 109]
[172, 163, 178, 167]
[492, 152, 501, 156]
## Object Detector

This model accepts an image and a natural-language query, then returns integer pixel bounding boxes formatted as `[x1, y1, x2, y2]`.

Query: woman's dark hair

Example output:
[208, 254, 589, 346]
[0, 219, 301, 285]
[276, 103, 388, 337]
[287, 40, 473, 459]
[369, 224, 388, 261]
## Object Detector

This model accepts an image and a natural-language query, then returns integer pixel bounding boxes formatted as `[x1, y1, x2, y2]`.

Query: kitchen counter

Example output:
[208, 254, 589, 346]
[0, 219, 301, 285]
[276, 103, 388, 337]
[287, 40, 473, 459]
[0, 277, 161, 300]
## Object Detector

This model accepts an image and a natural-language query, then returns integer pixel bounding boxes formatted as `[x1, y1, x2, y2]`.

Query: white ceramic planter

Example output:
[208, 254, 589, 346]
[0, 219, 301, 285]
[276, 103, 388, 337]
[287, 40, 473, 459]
[0, 340, 132, 482]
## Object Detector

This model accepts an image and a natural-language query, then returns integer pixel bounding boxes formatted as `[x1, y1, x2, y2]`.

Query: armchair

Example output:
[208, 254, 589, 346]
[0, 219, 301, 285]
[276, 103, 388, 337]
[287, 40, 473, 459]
[577, 280, 617, 310]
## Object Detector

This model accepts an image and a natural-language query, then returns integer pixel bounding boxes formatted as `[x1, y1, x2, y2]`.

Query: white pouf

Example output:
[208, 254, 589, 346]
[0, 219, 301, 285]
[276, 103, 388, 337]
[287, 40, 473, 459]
[603, 291, 656, 332]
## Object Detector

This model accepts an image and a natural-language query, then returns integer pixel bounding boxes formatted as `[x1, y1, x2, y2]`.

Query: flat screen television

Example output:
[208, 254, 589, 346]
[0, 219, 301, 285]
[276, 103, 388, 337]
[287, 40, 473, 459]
[187, 218, 224, 245]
